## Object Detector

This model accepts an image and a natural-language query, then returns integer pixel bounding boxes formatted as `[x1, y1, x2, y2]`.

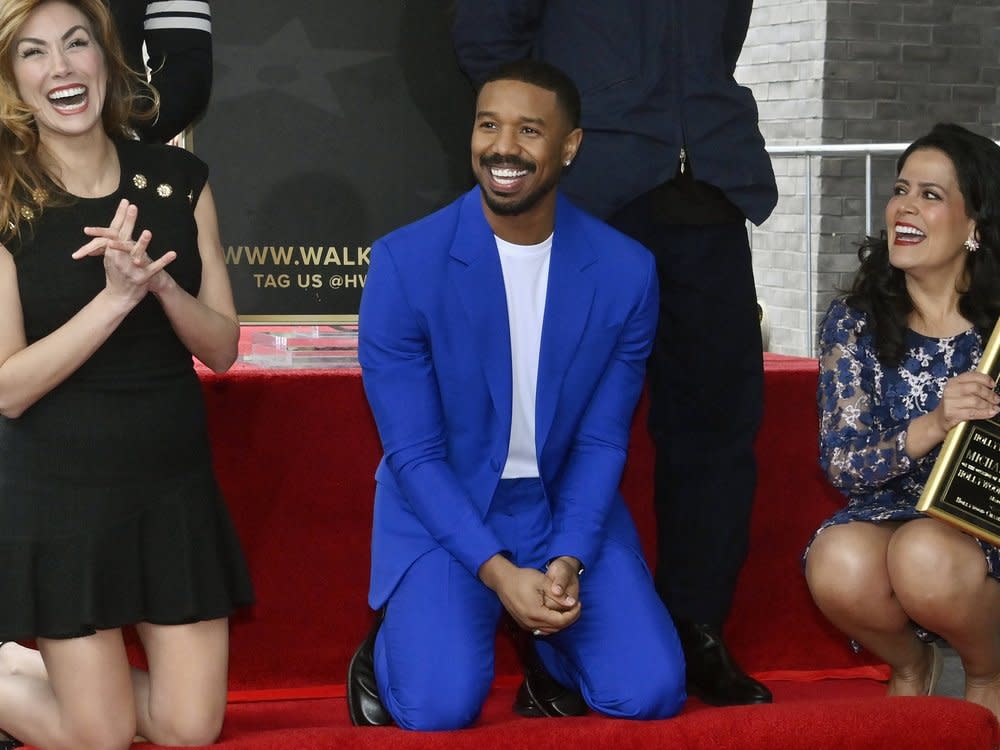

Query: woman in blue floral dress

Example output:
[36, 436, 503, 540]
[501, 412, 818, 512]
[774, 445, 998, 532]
[806, 123, 1000, 721]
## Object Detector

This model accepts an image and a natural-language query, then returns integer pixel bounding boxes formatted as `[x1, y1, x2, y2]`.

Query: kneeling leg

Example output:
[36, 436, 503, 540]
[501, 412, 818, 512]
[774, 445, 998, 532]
[540, 541, 686, 720]
[375, 549, 503, 731]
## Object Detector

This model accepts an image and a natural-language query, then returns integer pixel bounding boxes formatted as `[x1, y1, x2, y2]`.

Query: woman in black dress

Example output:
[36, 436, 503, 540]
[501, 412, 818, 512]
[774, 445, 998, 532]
[0, 1, 253, 748]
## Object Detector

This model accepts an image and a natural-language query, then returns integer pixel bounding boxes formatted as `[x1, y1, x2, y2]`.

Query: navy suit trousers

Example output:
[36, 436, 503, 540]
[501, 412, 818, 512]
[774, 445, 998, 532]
[610, 196, 764, 627]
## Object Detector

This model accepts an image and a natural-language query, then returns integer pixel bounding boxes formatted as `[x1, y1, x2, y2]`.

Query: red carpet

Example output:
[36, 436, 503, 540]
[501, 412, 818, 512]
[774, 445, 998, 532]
[28, 349, 997, 749]
[203, 688, 996, 750]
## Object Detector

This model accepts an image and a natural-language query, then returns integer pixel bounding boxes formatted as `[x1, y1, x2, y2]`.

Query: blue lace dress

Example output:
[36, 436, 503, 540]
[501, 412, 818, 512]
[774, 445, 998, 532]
[811, 297, 1000, 581]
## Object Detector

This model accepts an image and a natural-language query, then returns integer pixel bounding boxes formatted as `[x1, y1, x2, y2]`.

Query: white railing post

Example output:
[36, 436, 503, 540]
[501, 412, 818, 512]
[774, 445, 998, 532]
[804, 154, 814, 355]
[865, 152, 873, 237]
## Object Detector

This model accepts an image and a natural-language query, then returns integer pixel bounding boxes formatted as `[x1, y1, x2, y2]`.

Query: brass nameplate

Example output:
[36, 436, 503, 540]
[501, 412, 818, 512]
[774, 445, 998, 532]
[917, 320, 1000, 545]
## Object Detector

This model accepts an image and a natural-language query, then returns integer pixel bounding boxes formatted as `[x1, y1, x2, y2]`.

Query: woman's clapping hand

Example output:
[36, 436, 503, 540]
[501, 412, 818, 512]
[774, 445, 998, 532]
[72, 198, 176, 303]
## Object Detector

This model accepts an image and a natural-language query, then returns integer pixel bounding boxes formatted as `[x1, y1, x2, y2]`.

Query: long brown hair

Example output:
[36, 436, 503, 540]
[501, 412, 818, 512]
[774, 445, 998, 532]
[0, 0, 157, 244]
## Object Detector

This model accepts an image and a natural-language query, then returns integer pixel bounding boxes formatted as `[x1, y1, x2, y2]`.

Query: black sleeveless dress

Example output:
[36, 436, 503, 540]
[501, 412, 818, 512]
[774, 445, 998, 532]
[0, 139, 254, 640]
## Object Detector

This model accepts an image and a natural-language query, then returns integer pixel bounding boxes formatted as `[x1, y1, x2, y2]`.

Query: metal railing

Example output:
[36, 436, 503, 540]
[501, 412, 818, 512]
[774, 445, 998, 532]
[766, 143, 911, 234]
[758, 143, 910, 354]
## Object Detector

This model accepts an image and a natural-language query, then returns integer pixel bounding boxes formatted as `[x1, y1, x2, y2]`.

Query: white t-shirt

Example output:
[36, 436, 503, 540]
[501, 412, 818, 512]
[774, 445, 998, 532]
[495, 233, 552, 478]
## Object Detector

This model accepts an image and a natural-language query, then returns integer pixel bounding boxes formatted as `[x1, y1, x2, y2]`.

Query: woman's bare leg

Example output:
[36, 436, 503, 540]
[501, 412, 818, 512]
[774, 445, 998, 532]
[890, 518, 1000, 719]
[2, 618, 231, 746]
[806, 521, 933, 695]
[0, 641, 47, 680]
[0, 630, 135, 750]
[130, 618, 230, 746]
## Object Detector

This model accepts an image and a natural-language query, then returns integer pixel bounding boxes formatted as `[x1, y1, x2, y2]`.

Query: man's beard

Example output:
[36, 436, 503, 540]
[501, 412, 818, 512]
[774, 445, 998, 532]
[478, 155, 557, 216]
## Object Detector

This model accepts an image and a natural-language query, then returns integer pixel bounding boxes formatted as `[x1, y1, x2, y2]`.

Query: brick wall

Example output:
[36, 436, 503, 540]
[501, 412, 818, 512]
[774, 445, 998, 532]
[738, 0, 1000, 355]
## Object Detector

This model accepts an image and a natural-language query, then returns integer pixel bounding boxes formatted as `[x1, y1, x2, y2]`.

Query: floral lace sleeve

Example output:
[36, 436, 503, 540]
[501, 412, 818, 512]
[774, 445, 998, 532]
[817, 300, 913, 492]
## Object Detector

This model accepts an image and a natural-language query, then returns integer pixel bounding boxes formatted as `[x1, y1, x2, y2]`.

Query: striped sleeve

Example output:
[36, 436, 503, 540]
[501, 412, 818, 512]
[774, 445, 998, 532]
[138, 1, 213, 143]
[144, 1, 212, 34]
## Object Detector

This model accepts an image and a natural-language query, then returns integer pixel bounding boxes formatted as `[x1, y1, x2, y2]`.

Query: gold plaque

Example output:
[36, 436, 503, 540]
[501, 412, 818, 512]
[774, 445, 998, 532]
[916, 319, 1000, 545]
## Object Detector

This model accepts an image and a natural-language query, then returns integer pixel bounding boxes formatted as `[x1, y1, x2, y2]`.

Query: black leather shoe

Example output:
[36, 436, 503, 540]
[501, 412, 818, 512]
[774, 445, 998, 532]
[675, 620, 772, 706]
[512, 635, 588, 718]
[346, 616, 394, 726]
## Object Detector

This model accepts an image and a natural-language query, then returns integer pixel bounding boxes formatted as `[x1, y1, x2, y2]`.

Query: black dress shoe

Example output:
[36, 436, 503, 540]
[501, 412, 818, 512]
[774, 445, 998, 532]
[512, 634, 588, 718]
[675, 620, 772, 706]
[346, 616, 394, 726]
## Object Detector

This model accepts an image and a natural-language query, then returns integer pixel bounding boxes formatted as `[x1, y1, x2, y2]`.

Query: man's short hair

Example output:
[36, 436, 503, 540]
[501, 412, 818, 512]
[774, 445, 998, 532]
[481, 59, 581, 130]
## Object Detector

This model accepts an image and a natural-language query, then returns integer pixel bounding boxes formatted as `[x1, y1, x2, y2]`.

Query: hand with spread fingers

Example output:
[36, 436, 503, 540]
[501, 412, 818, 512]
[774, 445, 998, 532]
[906, 371, 1000, 460]
[73, 198, 176, 303]
[933, 371, 1000, 433]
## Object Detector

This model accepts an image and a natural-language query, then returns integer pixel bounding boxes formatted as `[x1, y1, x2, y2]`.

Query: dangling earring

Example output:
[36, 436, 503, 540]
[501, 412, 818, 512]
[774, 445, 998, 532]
[964, 237, 980, 253]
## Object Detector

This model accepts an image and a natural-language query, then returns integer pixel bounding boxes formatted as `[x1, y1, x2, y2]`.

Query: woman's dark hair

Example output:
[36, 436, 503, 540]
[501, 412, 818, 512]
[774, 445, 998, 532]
[847, 123, 1000, 364]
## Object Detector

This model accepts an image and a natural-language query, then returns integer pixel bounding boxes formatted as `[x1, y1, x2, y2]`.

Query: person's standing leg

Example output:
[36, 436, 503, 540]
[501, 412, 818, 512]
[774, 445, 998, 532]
[611, 195, 768, 705]
[645, 222, 761, 625]
[648, 221, 768, 705]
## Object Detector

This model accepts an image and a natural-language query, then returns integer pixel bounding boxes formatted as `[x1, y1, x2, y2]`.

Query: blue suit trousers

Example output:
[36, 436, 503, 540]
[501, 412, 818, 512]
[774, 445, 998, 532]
[373, 479, 686, 730]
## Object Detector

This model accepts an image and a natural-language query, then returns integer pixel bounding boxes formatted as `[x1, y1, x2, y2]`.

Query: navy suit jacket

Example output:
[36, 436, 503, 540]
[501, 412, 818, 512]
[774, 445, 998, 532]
[452, 0, 778, 224]
[358, 189, 657, 608]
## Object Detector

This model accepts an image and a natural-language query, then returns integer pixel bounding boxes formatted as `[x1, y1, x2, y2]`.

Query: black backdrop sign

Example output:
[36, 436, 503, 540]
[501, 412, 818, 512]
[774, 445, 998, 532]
[195, 2, 475, 322]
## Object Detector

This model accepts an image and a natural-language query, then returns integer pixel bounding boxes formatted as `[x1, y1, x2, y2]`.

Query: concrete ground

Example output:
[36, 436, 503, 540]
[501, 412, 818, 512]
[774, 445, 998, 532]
[936, 644, 964, 698]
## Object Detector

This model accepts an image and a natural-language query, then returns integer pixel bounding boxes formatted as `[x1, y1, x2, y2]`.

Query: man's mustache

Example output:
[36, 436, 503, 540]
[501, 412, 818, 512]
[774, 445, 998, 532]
[479, 154, 536, 172]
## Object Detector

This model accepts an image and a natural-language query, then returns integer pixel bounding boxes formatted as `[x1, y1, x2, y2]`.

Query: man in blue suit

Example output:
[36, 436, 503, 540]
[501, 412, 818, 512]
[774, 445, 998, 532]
[348, 59, 686, 730]
[452, 1, 779, 706]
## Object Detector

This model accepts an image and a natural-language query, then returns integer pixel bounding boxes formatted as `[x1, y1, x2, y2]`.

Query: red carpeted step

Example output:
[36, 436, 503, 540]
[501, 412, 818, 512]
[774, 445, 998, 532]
[199, 354, 881, 690]
[19, 684, 1000, 750]
[85, 681, 991, 750]
[163, 349, 999, 748]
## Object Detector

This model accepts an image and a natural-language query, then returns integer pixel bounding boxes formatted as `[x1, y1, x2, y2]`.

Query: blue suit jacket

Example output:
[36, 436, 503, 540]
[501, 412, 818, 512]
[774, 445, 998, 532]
[358, 189, 658, 608]
[452, 0, 778, 224]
